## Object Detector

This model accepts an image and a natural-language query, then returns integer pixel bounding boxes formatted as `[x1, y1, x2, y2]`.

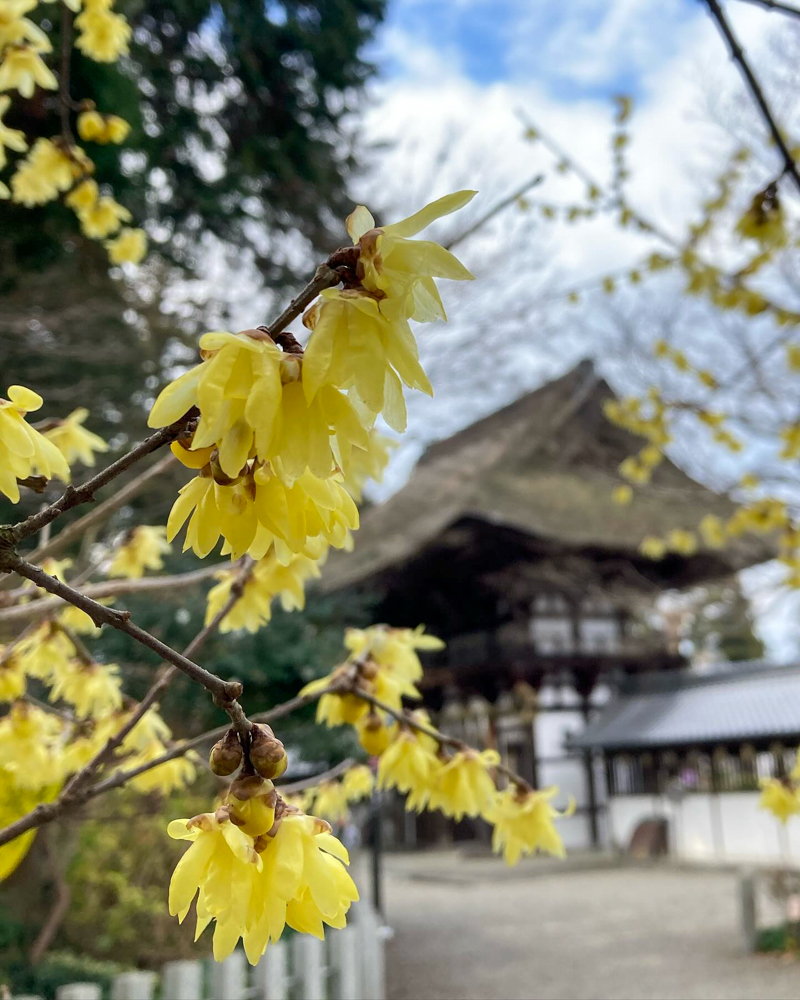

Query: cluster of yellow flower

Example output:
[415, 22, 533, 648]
[0, 385, 69, 502]
[759, 750, 800, 824]
[169, 783, 358, 963]
[297, 626, 572, 866]
[148, 193, 473, 584]
[0, 386, 114, 502]
[205, 550, 324, 634]
[0, 611, 198, 878]
[108, 525, 171, 579]
[0, 0, 146, 264]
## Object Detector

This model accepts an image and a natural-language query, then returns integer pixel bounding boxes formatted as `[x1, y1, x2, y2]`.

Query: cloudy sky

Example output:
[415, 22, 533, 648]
[348, 0, 800, 657]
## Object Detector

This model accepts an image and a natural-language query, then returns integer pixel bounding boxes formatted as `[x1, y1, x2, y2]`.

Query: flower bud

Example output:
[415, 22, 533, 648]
[357, 712, 392, 757]
[249, 723, 288, 779]
[227, 774, 277, 836]
[209, 728, 243, 776]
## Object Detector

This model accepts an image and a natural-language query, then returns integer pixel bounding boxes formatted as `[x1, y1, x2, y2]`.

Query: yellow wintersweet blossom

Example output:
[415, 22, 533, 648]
[0, 702, 65, 790]
[342, 764, 374, 803]
[0, 95, 26, 168]
[758, 778, 800, 824]
[0, 385, 70, 502]
[49, 660, 123, 719]
[43, 407, 108, 466]
[10, 138, 83, 206]
[205, 549, 323, 633]
[166, 464, 358, 561]
[343, 430, 393, 502]
[0, 1, 51, 50]
[377, 724, 438, 811]
[735, 186, 787, 248]
[77, 110, 130, 144]
[301, 669, 370, 728]
[0, 652, 26, 702]
[347, 190, 476, 322]
[666, 528, 697, 556]
[639, 536, 666, 560]
[486, 786, 573, 865]
[612, 484, 633, 506]
[75, 0, 131, 63]
[106, 226, 147, 264]
[313, 781, 350, 824]
[150, 331, 370, 484]
[0, 44, 57, 98]
[15, 621, 75, 682]
[65, 178, 98, 212]
[301, 290, 430, 432]
[356, 712, 395, 756]
[699, 514, 726, 550]
[0, 778, 58, 882]
[108, 525, 170, 579]
[429, 749, 499, 821]
[168, 805, 357, 965]
[77, 194, 131, 238]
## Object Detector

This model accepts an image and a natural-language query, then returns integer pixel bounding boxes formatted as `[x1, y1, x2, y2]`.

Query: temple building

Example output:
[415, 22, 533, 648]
[321, 360, 773, 850]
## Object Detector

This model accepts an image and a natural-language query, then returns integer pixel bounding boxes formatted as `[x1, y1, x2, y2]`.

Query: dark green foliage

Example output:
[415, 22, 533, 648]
[2, 947, 130, 1000]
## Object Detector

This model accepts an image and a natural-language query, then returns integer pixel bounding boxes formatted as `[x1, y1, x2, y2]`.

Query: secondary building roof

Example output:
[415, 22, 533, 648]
[576, 663, 800, 750]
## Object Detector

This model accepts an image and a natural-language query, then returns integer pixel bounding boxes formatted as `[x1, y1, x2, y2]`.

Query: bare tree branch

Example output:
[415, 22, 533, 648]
[8, 416, 194, 547]
[729, 0, 800, 19]
[4, 556, 250, 739]
[0, 684, 338, 847]
[0, 564, 223, 623]
[27, 451, 178, 565]
[703, 0, 800, 194]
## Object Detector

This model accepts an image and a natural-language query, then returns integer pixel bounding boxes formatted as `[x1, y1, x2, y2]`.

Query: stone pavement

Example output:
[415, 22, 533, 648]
[380, 851, 800, 1000]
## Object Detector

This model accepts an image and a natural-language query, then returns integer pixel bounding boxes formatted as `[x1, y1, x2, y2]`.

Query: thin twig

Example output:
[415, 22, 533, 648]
[729, 0, 800, 19]
[444, 174, 544, 251]
[0, 564, 223, 623]
[9, 416, 193, 546]
[703, 0, 800, 194]
[0, 684, 338, 847]
[60, 560, 254, 802]
[27, 452, 178, 564]
[58, 2, 73, 142]
[344, 685, 532, 792]
[263, 262, 343, 338]
[5, 556, 249, 739]
[278, 757, 355, 795]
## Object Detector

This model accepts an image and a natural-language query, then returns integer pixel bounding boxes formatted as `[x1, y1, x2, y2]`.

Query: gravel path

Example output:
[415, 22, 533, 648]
[383, 858, 800, 999]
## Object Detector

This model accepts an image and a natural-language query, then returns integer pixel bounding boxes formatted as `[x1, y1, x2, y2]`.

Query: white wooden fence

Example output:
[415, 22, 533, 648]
[16, 904, 388, 1000]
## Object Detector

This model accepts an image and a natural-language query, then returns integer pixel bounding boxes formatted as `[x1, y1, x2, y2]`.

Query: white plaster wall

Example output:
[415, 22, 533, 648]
[609, 792, 800, 864]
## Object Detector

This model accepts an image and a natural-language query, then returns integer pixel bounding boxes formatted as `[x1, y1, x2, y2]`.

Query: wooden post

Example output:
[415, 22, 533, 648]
[292, 935, 325, 1000]
[56, 987, 101, 1000]
[740, 872, 758, 952]
[253, 942, 288, 1000]
[111, 972, 156, 1000]
[329, 927, 359, 1000]
[370, 789, 384, 919]
[209, 950, 246, 1000]
[580, 693, 600, 848]
[162, 960, 203, 1000]
[356, 905, 386, 1000]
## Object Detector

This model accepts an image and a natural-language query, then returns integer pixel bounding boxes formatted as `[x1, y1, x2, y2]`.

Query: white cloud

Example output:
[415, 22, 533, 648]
[352, 0, 799, 657]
